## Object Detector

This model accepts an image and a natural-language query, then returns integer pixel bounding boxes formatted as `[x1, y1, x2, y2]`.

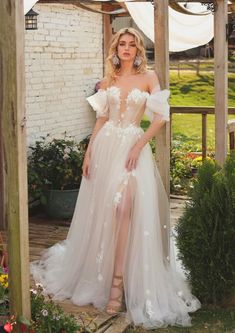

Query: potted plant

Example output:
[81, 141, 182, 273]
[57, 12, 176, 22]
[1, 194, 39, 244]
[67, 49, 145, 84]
[28, 133, 90, 219]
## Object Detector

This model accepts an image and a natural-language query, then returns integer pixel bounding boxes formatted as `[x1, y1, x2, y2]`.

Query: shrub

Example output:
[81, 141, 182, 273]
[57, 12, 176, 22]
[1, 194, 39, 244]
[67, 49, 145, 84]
[28, 133, 90, 200]
[176, 154, 235, 305]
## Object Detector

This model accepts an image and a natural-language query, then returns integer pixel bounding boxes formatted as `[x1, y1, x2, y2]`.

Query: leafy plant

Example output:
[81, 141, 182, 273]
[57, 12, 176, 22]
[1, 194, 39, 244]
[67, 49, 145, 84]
[176, 153, 235, 305]
[170, 134, 201, 194]
[28, 133, 90, 200]
[0, 267, 9, 318]
[0, 282, 97, 333]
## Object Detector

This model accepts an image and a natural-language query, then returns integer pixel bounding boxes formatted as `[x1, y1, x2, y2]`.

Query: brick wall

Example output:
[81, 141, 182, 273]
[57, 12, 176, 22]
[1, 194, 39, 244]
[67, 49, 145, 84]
[25, 3, 103, 145]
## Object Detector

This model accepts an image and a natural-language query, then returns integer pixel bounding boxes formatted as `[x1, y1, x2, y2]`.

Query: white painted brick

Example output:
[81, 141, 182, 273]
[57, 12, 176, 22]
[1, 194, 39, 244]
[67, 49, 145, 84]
[33, 35, 46, 41]
[49, 29, 61, 37]
[25, 2, 103, 146]
[45, 35, 57, 42]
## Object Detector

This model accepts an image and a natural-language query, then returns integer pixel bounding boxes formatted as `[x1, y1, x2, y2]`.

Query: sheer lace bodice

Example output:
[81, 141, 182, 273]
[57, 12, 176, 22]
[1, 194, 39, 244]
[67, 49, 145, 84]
[86, 86, 170, 127]
[106, 86, 149, 127]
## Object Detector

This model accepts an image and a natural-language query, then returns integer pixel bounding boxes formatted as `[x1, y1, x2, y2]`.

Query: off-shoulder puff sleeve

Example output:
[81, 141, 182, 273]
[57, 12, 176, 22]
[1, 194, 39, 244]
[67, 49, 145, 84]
[145, 89, 170, 122]
[86, 89, 109, 119]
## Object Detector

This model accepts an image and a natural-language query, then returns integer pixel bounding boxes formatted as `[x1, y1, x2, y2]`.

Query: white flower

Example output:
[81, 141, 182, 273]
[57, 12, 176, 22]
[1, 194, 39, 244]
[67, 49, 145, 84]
[30, 288, 37, 295]
[96, 252, 103, 264]
[53, 315, 61, 320]
[131, 170, 136, 177]
[145, 299, 154, 319]
[41, 309, 48, 317]
[113, 191, 122, 205]
[64, 147, 70, 154]
[177, 290, 183, 298]
[63, 153, 69, 160]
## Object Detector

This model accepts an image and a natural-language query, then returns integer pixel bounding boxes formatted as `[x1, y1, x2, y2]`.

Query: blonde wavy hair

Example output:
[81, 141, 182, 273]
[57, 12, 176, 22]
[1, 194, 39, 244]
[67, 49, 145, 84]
[105, 27, 147, 85]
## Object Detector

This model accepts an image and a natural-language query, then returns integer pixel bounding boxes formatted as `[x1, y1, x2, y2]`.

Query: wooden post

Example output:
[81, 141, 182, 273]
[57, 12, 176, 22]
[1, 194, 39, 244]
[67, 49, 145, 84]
[214, 0, 228, 165]
[154, 0, 170, 196]
[0, 122, 5, 230]
[202, 113, 207, 159]
[103, 4, 113, 71]
[0, 0, 31, 321]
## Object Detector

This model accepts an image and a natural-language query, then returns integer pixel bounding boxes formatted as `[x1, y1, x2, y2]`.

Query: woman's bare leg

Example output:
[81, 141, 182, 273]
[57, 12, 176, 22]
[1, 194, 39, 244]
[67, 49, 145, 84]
[106, 183, 134, 312]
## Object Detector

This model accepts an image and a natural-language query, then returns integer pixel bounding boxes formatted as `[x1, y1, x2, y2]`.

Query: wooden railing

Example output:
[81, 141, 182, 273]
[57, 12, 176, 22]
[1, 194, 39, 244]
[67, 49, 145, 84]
[170, 106, 235, 158]
[170, 60, 235, 75]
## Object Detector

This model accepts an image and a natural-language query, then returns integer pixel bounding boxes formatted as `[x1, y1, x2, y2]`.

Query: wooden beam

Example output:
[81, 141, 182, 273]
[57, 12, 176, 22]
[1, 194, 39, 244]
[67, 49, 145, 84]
[214, 0, 228, 165]
[0, 52, 4, 230]
[154, 0, 170, 196]
[170, 106, 235, 115]
[103, 5, 113, 70]
[0, 134, 5, 230]
[0, 0, 31, 322]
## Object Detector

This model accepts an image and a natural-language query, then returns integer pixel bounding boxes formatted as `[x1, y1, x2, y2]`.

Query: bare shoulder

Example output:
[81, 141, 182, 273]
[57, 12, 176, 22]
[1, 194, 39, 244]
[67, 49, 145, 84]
[143, 70, 160, 92]
[144, 70, 159, 83]
[99, 77, 109, 90]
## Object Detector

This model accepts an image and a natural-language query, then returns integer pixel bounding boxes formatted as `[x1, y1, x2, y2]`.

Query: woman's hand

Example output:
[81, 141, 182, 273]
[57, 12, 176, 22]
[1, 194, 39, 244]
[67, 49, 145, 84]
[125, 144, 142, 172]
[82, 151, 91, 179]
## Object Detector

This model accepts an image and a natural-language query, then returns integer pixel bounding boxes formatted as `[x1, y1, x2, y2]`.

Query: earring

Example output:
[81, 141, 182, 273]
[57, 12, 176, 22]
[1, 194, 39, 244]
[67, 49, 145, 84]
[112, 54, 120, 66]
[134, 56, 142, 67]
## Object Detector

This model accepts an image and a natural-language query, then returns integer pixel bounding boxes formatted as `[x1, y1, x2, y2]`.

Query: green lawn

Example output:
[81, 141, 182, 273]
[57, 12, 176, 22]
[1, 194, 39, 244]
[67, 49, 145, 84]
[125, 308, 235, 333]
[170, 71, 235, 149]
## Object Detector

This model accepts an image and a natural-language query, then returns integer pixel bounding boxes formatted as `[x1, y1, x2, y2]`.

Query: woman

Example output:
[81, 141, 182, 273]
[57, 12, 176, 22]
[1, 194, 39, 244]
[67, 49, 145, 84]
[31, 28, 200, 328]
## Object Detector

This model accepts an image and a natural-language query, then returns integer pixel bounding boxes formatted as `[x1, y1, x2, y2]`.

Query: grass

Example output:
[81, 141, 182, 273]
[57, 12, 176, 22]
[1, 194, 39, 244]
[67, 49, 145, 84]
[169, 71, 235, 149]
[170, 71, 235, 107]
[125, 308, 235, 333]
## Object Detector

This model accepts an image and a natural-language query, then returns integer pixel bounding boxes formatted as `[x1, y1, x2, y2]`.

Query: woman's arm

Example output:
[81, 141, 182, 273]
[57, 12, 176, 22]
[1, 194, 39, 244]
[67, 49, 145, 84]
[125, 72, 167, 172]
[83, 80, 109, 178]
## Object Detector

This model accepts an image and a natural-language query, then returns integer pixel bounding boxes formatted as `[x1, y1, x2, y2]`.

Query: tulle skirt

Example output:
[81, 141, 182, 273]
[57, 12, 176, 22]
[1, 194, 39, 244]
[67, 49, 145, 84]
[31, 120, 200, 329]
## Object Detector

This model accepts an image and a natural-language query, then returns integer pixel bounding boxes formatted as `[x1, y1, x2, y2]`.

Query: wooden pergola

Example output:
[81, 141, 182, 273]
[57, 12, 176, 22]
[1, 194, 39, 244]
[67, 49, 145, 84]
[0, 0, 230, 323]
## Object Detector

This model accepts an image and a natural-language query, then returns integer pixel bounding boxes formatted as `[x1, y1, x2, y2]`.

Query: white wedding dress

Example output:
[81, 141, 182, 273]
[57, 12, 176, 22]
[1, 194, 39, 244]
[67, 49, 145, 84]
[31, 86, 200, 329]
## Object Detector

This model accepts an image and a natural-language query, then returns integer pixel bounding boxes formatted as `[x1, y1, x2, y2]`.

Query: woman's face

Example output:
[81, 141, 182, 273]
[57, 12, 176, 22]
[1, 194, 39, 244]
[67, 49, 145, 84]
[117, 33, 138, 63]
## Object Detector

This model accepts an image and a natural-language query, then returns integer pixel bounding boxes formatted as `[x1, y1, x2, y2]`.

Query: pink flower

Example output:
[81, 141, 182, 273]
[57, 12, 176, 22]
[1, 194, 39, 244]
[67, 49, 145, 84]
[3, 267, 8, 274]
[4, 322, 13, 333]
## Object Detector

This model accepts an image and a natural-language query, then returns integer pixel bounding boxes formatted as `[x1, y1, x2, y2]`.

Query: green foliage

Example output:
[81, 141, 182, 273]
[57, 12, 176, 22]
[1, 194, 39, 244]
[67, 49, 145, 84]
[28, 133, 90, 199]
[29, 284, 80, 333]
[170, 134, 201, 194]
[176, 154, 235, 305]
[0, 282, 97, 332]
[140, 121, 204, 194]
[0, 269, 9, 317]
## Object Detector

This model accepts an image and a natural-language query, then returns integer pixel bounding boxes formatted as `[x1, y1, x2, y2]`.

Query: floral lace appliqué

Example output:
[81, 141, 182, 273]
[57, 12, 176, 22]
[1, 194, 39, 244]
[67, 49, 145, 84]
[145, 299, 154, 319]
